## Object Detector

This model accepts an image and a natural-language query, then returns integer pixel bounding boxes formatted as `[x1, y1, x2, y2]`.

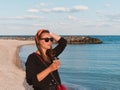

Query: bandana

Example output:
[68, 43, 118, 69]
[35, 29, 45, 45]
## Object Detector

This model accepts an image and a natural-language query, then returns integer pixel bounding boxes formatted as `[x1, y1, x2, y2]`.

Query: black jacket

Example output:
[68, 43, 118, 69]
[25, 38, 67, 90]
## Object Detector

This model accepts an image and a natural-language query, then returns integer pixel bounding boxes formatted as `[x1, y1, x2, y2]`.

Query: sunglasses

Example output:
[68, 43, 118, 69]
[40, 38, 54, 42]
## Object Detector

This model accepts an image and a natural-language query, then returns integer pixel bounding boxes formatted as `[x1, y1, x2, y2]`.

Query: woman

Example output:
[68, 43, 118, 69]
[25, 29, 67, 90]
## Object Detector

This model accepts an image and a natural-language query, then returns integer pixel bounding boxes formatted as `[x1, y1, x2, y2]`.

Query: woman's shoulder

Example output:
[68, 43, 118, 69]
[25, 52, 44, 66]
[27, 52, 36, 59]
[26, 52, 37, 63]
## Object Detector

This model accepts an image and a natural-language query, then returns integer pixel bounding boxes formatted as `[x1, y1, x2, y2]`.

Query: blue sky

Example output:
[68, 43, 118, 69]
[0, 0, 120, 35]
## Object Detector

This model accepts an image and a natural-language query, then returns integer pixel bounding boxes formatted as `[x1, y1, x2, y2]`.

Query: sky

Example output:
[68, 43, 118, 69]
[0, 0, 120, 35]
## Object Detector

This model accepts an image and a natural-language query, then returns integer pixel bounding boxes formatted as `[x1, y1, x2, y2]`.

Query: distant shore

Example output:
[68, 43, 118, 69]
[0, 35, 102, 44]
[0, 39, 34, 89]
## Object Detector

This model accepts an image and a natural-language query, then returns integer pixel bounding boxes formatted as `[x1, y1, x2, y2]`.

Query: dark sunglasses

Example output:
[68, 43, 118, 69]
[40, 38, 54, 42]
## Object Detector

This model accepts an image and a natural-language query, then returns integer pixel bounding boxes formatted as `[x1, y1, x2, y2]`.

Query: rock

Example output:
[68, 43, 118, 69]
[63, 36, 102, 44]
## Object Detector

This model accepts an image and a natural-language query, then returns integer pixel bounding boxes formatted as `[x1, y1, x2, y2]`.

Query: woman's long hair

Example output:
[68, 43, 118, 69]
[35, 29, 51, 62]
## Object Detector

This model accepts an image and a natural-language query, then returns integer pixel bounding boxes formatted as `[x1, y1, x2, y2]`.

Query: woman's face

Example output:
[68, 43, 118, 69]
[39, 32, 53, 50]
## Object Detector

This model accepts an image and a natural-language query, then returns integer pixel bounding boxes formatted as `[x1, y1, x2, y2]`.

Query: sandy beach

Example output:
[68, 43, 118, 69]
[0, 39, 34, 90]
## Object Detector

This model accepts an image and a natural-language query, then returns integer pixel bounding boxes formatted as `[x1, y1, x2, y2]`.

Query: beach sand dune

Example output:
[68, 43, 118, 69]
[0, 39, 34, 90]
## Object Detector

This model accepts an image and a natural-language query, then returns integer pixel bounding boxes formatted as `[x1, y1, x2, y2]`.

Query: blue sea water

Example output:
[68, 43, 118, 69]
[19, 35, 120, 90]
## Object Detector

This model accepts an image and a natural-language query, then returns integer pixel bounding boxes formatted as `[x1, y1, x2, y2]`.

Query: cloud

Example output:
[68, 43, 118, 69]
[105, 3, 111, 7]
[68, 15, 77, 20]
[39, 3, 46, 6]
[27, 2, 46, 13]
[52, 7, 70, 12]
[23, 15, 44, 20]
[0, 15, 44, 20]
[81, 13, 120, 29]
[40, 8, 51, 12]
[96, 10, 103, 14]
[28, 5, 88, 13]
[0, 16, 24, 20]
[104, 14, 120, 23]
[72, 5, 88, 11]
[59, 22, 68, 25]
[33, 24, 43, 26]
[51, 5, 88, 12]
[27, 9, 39, 13]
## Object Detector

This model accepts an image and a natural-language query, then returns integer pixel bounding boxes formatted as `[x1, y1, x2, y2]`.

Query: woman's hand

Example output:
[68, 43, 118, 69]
[50, 32, 61, 41]
[48, 60, 61, 72]
[37, 60, 60, 81]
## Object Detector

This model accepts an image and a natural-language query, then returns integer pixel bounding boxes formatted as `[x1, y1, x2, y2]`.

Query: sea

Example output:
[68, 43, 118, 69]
[19, 35, 120, 90]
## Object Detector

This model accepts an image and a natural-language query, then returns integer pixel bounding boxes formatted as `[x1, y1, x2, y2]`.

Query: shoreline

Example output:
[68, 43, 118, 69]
[0, 39, 34, 89]
[16, 42, 35, 70]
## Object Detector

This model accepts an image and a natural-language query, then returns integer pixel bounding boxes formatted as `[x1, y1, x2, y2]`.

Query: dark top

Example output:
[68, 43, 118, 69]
[25, 37, 67, 90]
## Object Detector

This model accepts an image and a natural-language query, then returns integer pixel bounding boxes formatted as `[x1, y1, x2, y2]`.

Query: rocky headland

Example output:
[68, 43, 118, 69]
[63, 36, 102, 44]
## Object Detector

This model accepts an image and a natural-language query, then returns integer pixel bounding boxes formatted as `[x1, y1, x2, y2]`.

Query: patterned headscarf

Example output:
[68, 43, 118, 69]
[35, 29, 49, 45]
